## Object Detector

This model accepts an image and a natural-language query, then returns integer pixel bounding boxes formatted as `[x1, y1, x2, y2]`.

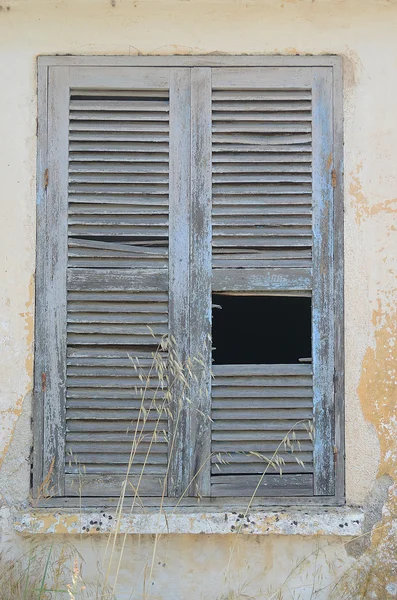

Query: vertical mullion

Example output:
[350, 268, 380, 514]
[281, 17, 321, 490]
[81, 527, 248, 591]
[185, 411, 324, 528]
[33, 62, 49, 497]
[43, 66, 70, 496]
[168, 68, 192, 497]
[189, 68, 212, 497]
[332, 59, 345, 503]
[312, 66, 335, 496]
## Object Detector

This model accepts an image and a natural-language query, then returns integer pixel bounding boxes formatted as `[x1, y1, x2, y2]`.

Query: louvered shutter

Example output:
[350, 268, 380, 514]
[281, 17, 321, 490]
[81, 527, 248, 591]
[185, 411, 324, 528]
[35, 67, 195, 498]
[35, 59, 341, 504]
[209, 67, 335, 498]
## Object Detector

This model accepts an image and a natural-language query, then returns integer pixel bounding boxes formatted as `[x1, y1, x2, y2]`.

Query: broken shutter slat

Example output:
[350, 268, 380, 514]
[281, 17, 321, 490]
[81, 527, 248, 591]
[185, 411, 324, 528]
[210, 67, 316, 498]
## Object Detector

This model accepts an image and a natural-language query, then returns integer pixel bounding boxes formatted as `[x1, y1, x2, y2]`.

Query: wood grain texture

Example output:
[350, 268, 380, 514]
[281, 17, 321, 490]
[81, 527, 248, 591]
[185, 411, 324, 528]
[34, 58, 343, 505]
[168, 68, 192, 497]
[211, 474, 313, 497]
[212, 268, 311, 292]
[332, 59, 345, 504]
[32, 61, 49, 497]
[312, 67, 335, 496]
[43, 66, 70, 496]
[69, 66, 169, 89]
[189, 68, 212, 497]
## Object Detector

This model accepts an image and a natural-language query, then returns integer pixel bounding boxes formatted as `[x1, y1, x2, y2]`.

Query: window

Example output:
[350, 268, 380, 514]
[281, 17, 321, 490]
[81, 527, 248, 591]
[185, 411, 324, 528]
[34, 56, 344, 506]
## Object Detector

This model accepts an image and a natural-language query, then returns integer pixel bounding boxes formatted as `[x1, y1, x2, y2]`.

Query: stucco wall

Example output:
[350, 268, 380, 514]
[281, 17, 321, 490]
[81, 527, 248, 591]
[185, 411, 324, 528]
[0, 0, 397, 598]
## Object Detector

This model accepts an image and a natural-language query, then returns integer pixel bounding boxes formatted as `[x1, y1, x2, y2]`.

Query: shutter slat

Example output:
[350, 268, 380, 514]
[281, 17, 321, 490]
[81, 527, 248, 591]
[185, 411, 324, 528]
[65, 87, 170, 491]
[212, 86, 312, 273]
[211, 474, 313, 497]
[211, 364, 313, 490]
[65, 474, 165, 496]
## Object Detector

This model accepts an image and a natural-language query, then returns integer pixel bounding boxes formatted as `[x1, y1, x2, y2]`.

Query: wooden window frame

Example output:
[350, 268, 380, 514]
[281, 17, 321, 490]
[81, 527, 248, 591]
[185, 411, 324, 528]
[34, 55, 344, 509]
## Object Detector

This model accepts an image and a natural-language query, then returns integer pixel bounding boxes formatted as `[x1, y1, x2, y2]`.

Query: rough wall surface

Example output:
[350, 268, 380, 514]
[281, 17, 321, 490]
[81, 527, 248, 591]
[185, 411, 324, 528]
[0, 0, 396, 598]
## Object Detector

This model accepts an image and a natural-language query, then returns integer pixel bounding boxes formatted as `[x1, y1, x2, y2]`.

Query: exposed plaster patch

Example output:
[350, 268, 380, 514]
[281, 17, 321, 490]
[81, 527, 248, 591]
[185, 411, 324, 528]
[13, 508, 363, 536]
[345, 300, 397, 595]
[347, 475, 393, 558]
[0, 275, 34, 467]
[350, 163, 397, 226]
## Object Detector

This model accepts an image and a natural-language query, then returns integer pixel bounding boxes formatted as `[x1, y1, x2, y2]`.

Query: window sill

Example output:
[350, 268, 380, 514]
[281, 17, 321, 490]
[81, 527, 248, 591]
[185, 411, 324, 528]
[14, 507, 363, 536]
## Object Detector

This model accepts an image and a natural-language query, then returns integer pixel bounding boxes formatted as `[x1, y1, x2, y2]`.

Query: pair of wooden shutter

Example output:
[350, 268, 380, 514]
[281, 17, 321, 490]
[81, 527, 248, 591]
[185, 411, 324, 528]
[34, 58, 343, 504]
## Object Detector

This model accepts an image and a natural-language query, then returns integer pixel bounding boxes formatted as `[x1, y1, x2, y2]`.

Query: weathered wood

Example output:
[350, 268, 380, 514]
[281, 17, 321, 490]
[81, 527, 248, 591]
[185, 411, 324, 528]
[42, 66, 70, 496]
[168, 68, 191, 497]
[69, 66, 169, 89]
[212, 268, 312, 292]
[189, 67, 212, 497]
[32, 61, 48, 498]
[65, 474, 165, 497]
[211, 474, 313, 497]
[34, 58, 343, 505]
[67, 268, 168, 291]
[332, 59, 345, 504]
[312, 67, 335, 496]
[39, 56, 342, 68]
[212, 67, 312, 89]
[36, 493, 343, 509]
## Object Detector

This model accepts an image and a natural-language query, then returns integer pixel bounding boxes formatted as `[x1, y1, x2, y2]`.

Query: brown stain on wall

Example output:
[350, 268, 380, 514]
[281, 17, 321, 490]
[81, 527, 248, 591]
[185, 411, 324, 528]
[354, 300, 397, 596]
[0, 275, 34, 466]
[350, 163, 397, 226]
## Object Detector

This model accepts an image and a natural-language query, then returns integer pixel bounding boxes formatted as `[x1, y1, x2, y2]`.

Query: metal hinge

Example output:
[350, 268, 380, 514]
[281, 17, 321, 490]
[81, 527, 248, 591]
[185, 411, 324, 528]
[331, 168, 337, 188]
[44, 168, 49, 190]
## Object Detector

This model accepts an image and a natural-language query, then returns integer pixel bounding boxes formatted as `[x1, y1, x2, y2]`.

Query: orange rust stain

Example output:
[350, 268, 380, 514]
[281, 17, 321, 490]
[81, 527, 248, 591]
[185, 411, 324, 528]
[350, 164, 397, 226]
[0, 275, 34, 466]
[356, 299, 397, 595]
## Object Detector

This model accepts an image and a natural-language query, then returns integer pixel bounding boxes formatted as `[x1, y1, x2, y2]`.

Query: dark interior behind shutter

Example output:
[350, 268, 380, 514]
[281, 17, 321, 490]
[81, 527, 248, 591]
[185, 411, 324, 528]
[210, 67, 335, 498]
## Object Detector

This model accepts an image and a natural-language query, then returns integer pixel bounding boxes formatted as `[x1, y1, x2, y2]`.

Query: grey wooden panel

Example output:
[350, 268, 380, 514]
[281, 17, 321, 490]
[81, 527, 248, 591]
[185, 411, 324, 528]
[32, 62, 48, 497]
[312, 67, 335, 496]
[212, 86, 313, 270]
[213, 364, 312, 376]
[65, 474, 166, 497]
[211, 474, 313, 497]
[212, 268, 312, 292]
[212, 67, 312, 89]
[332, 60, 345, 504]
[67, 268, 168, 291]
[210, 364, 313, 493]
[39, 56, 342, 68]
[69, 66, 169, 89]
[42, 66, 70, 496]
[168, 68, 191, 497]
[189, 68, 212, 497]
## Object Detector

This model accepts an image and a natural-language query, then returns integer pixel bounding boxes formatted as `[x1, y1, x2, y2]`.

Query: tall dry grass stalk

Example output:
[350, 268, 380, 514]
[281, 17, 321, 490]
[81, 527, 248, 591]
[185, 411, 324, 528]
[19, 331, 385, 599]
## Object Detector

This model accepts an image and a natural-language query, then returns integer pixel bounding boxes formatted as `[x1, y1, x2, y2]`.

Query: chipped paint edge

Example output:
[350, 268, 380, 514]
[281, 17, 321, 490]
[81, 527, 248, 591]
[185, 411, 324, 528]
[14, 507, 363, 536]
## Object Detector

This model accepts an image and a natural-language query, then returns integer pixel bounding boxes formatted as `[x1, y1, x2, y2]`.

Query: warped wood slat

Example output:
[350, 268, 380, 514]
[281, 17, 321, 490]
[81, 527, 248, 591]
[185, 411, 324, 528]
[212, 88, 312, 272]
[64, 85, 171, 490]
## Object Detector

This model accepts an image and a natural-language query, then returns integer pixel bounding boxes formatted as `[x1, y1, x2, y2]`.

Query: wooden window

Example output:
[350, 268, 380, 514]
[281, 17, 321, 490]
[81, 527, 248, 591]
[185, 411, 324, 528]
[34, 57, 343, 507]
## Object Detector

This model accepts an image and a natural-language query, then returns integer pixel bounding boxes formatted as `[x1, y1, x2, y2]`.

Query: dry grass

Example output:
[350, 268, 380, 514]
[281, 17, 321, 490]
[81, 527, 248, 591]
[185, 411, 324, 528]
[5, 333, 385, 600]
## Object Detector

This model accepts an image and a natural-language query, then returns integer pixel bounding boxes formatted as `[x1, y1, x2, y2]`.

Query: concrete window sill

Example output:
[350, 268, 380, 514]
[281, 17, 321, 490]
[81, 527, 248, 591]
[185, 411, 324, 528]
[14, 507, 363, 536]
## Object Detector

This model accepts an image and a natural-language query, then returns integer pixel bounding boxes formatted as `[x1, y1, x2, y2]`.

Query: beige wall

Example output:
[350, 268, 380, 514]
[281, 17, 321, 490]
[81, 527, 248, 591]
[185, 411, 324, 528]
[1, 0, 397, 597]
